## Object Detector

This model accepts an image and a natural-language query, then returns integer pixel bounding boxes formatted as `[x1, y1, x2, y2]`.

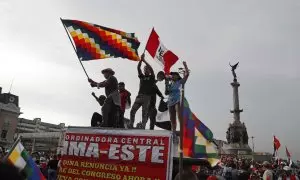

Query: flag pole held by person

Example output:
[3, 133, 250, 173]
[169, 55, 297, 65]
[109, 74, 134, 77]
[60, 18, 89, 79]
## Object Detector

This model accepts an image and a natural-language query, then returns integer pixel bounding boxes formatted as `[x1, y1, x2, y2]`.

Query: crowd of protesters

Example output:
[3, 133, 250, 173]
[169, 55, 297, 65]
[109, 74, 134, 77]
[32, 154, 61, 180]
[0, 153, 299, 180]
[1, 54, 299, 180]
[170, 155, 300, 180]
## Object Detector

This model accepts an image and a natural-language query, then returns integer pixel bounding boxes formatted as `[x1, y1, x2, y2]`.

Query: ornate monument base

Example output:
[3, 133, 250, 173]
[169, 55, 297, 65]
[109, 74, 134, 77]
[223, 121, 252, 154]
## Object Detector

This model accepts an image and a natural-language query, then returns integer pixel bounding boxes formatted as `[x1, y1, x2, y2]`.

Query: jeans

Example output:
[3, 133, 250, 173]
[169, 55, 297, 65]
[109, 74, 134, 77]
[130, 94, 151, 129]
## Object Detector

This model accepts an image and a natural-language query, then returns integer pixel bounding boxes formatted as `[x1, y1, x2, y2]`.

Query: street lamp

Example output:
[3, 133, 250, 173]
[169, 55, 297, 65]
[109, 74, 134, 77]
[251, 136, 255, 161]
[251, 136, 255, 152]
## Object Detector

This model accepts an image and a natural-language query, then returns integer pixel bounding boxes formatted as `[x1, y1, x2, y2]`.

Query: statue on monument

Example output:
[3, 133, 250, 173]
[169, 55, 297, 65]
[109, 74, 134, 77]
[229, 62, 239, 80]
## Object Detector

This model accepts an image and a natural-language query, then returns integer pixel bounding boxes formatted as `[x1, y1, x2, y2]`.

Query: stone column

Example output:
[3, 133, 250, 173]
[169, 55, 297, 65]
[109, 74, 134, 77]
[230, 80, 243, 123]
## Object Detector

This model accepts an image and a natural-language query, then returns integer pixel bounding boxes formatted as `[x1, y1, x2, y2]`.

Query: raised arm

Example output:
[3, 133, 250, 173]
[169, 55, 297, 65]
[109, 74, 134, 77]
[91, 92, 101, 106]
[141, 54, 155, 78]
[91, 92, 98, 100]
[137, 57, 143, 76]
[181, 61, 189, 84]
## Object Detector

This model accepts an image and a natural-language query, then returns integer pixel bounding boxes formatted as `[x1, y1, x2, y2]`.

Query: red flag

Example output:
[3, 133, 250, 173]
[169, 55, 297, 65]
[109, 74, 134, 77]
[273, 136, 281, 150]
[286, 146, 291, 158]
[145, 28, 178, 74]
[273, 136, 281, 157]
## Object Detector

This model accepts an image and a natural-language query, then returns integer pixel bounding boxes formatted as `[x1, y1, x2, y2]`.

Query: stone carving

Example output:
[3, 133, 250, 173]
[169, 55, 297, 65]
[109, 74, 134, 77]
[226, 129, 230, 143]
[242, 130, 249, 144]
[229, 62, 239, 80]
[226, 125, 249, 145]
[232, 130, 241, 143]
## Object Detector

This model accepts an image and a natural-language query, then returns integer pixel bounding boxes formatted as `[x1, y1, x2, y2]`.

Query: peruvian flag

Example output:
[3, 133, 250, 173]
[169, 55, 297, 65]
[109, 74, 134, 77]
[145, 28, 178, 74]
[273, 135, 281, 157]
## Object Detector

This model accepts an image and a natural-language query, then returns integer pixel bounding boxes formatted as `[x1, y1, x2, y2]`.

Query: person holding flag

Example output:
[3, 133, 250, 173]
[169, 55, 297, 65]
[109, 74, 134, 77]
[130, 53, 157, 129]
[88, 68, 121, 128]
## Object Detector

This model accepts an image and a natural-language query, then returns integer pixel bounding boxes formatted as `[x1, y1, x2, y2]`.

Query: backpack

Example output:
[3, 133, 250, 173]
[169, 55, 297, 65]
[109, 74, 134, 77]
[158, 99, 168, 112]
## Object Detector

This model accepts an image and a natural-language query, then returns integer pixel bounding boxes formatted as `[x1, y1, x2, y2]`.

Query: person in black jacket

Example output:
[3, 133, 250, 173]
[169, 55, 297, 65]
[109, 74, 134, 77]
[130, 54, 156, 129]
[148, 83, 164, 130]
[89, 68, 121, 128]
[90, 93, 106, 127]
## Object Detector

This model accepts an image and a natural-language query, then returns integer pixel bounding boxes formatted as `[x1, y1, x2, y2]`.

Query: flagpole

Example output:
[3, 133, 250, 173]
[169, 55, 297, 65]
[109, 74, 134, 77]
[142, 27, 153, 57]
[179, 68, 185, 180]
[2, 137, 21, 162]
[60, 18, 89, 79]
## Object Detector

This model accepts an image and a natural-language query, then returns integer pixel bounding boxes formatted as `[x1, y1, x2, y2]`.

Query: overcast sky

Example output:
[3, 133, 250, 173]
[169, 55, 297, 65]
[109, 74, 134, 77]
[0, 0, 299, 159]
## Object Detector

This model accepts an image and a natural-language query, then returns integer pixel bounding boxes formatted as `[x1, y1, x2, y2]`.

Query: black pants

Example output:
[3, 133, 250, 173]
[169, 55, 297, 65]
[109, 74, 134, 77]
[117, 110, 125, 128]
[101, 96, 124, 128]
[148, 107, 157, 130]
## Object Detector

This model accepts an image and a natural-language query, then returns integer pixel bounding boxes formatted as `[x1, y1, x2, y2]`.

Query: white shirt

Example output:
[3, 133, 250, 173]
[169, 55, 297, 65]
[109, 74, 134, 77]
[263, 169, 273, 180]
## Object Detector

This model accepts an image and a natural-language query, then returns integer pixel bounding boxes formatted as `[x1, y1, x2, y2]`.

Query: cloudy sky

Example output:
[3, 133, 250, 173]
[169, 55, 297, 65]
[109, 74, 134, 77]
[0, 0, 299, 159]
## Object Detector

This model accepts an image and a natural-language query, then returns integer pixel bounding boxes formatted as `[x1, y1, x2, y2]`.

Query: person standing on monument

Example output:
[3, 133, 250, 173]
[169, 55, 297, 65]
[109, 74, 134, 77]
[148, 80, 164, 130]
[88, 68, 121, 127]
[130, 53, 156, 129]
[118, 82, 131, 127]
[90, 93, 106, 127]
[165, 61, 189, 134]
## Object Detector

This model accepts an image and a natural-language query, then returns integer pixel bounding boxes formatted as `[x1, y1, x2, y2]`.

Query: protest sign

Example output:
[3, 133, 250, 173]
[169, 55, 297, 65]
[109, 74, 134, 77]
[57, 127, 173, 180]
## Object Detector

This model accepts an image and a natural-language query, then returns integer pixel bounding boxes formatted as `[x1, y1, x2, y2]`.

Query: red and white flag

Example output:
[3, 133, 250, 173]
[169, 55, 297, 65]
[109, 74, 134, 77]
[286, 146, 291, 158]
[286, 146, 293, 167]
[273, 135, 281, 157]
[145, 28, 178, 74]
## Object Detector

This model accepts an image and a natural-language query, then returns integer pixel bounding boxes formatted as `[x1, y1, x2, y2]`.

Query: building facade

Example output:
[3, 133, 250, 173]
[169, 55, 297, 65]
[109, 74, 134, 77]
[16, 118, 65, 153]
[0, 87, 21, 148]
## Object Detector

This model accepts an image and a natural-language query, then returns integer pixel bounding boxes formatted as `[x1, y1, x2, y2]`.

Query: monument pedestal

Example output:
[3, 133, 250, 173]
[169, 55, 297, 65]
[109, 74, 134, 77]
[223, 121, 252, 154]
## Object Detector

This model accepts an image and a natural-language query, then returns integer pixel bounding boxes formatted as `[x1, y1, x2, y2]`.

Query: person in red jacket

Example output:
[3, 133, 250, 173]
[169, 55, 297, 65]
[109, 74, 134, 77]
[118, 82, 131, 128]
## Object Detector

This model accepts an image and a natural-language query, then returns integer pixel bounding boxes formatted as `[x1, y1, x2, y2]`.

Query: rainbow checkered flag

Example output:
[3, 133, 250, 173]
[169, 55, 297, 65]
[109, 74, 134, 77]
[182, 98, 219, 166]
[194, 129, 219, 166]
[61, 19, 140, 61]
[3, 138, 45, 180]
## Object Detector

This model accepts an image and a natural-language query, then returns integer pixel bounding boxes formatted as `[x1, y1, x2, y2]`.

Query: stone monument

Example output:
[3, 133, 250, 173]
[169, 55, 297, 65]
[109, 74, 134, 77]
[222, 62, 252, 155]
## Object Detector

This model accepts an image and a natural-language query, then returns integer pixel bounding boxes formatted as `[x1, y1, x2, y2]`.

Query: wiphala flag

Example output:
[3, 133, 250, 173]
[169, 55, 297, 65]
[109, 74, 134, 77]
[61, 19, 140, 61]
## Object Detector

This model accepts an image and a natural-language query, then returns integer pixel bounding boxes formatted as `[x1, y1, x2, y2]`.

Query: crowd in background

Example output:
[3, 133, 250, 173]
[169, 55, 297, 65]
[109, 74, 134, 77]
[172, 155, 300, 180]
[0, 149, 300, 180]
[32, 153, 61, 180]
